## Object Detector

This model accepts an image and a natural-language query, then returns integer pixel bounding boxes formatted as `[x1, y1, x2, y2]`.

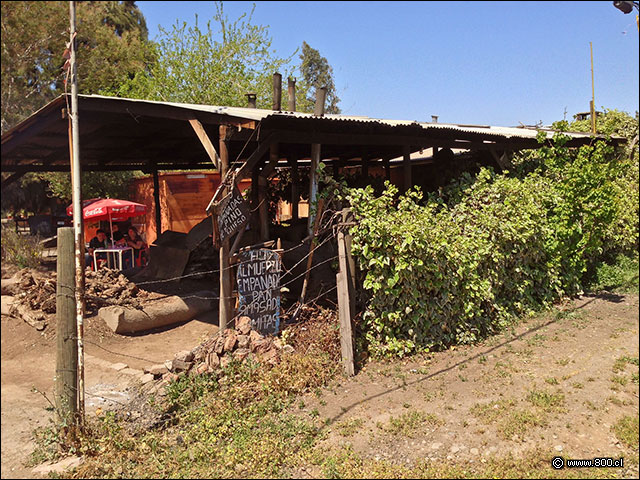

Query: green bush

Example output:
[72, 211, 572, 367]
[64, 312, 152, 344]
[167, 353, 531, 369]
[0, 225, 43, 268]
[348, 125, 638, 357]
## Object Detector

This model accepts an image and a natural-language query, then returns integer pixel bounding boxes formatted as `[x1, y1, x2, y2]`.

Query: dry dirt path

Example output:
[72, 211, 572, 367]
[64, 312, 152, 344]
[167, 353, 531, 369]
[293, 293, 639, 477]
[1, 301, 218, 479]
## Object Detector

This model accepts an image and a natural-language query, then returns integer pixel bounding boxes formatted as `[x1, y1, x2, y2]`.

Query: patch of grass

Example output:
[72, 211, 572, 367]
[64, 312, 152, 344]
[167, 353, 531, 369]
[613, 355, 639, 373]
[610, 375, 629, 387]
[500, 409, 548, 440]
[526, 333, 547, 347]
[555, 358, 570, 366]
[572, 382, 584, 389]
[525, 389, 565, 412]
[383, 410, 443, 437]
[612, 415, 639, 450]
[471, 399, 517, 424]
[63, 324, 341, 479]
[312, 445, 622, 479]
[335, 418, 365, 437]
[545, 377, 559, 385]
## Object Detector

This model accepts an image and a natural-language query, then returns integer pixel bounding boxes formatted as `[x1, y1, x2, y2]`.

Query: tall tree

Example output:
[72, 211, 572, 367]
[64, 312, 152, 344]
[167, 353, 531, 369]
[1, 0, 154, 133]
[114, 2, 306, 109]
[1, 1, 154, 213]
[298, 41, 341, 114]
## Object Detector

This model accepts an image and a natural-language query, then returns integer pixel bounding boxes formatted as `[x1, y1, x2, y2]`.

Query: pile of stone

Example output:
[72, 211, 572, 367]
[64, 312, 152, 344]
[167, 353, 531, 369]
[140, 316, 293, 395]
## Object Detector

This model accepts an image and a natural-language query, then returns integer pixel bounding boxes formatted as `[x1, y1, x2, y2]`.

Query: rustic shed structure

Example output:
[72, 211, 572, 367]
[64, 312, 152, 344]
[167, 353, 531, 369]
[1, 92, 624, 333]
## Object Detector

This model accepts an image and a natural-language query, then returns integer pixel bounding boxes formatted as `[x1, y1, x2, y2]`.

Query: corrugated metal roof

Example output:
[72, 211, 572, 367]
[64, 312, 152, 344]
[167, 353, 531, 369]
[82, 94, 613, 142]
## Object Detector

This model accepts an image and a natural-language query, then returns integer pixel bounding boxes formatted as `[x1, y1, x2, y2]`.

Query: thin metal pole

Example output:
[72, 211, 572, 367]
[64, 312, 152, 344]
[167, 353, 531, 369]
[69, 0, 85, 424]
[590, 42, 596, 135]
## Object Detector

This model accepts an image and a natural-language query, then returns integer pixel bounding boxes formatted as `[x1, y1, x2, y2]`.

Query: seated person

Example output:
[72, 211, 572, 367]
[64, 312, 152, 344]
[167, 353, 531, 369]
[86, 229, 108, 270]
[112, 230, 127, 246]
[112, 230, 133, 268]
[126, 226, 148, 267]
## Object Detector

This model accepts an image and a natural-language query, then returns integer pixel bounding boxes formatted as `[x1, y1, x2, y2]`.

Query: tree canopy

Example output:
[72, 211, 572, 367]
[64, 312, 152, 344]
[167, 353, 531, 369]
[1, 1, 153, 214]
[112, 2, 309, 109]
[299, 41, 341, 114]
[1, 0, 153, 133]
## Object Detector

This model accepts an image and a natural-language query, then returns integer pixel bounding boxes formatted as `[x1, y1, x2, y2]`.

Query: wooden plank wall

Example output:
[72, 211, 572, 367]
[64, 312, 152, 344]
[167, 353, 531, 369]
[130, 172, 252, 245]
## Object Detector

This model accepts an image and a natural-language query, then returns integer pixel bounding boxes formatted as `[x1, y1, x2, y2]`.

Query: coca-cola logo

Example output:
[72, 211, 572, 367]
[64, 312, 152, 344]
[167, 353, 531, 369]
[85, 207, 104, 216]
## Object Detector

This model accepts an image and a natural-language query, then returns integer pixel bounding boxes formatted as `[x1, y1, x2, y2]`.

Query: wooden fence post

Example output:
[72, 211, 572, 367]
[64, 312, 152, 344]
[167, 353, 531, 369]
[337, 228, 355, 376]
[56, 227, 78, 425]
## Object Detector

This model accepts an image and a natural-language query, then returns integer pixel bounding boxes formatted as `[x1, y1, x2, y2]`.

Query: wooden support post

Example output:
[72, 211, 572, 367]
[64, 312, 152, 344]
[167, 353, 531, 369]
[287, 77, 296, 111]
[341, 208, 357, 318]
[56, 227, 78, 425]
[332, 158, 340, 180]
[337, 228, 355, 376]
[383, 157, 391, 181]
[308, 143, 321, 235]
[258, 175, 269, 241]
[251, 165, 260, 239]
[188, 118, 220, 169]
[288, 156, 299, 221]
[403, 145, 412, 193]
[219, 125, 232, 331]
[152, 168, 162, 240]
[361, 154, 369, 179]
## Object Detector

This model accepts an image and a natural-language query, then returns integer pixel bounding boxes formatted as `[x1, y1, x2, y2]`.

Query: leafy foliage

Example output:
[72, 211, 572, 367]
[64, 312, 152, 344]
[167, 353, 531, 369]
[110, 2, 309, 110]
[1, 1, 152, 133]
[349, 111, 638, 357]
[299, 41, 341, 114]
[1, 1, 153, 210]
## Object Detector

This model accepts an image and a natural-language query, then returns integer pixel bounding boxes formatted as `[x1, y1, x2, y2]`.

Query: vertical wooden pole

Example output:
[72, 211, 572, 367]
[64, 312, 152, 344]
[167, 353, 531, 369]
[68, 1, 85, 423]
[152, 168, 162, 241]
[273, 72, 282, 111]
[308, 86, 326, 235]
[403, 145, 412, 193]
[56, 227, 78, 425]
[337, 229, 355, 376]
[287, 77, 296, 112]
[219, 125, 231, 331]
[288, 156, 299, 221]
[361, 154, 369, 179]
[258, 175, 269, 241]
[341, 208, 357, 318]
[384, 157, 391, 182]
[308, 144, 321, 235]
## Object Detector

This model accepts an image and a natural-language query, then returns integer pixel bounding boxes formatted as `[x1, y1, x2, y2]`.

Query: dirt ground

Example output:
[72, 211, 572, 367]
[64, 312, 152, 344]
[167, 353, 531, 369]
[293, 292, 640, 477]
[1, 283, 219, 479]
[1, 269, 638, 478]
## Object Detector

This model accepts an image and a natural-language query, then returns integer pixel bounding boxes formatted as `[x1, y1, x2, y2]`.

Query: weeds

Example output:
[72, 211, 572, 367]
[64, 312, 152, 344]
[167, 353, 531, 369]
[382, 410, 443, 438]
[612, 415, 639, 450]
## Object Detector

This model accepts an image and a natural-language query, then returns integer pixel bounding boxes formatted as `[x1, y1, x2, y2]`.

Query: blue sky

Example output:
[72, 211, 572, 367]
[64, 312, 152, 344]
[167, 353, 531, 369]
[136, 1, 639, 126]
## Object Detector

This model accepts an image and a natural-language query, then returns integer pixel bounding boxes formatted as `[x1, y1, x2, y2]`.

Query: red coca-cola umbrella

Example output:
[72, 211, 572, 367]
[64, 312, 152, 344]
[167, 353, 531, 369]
[67, 198, 147, 245]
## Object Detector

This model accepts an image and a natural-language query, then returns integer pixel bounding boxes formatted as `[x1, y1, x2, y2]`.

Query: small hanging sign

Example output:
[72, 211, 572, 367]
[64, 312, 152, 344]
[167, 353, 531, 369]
[213, 185, 250, 247]
[236, 248, 282, 335]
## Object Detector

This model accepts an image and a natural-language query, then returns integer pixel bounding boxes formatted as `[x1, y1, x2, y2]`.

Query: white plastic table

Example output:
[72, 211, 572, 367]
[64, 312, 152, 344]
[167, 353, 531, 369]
[93, 246, 134, 271]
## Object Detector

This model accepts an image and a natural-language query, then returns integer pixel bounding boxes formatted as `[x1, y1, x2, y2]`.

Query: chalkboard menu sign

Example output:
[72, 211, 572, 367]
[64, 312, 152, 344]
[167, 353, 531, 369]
[213, 186, 250, 247]
[236, 248, 282, 335]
